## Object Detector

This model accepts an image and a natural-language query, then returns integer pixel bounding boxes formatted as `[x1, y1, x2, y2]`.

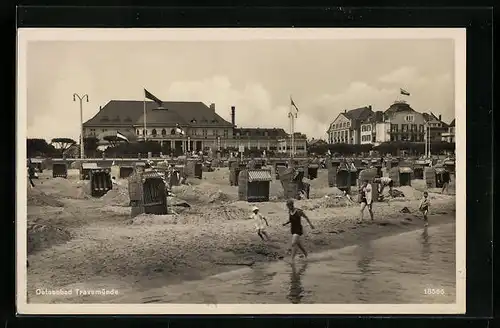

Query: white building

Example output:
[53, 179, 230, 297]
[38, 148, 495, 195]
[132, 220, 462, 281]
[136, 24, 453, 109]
[326, 106, 374, 144]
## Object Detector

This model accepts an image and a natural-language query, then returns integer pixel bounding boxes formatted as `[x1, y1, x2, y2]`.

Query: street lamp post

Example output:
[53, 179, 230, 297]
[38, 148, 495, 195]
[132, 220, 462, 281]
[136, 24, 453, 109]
[73, 93, 89, 159]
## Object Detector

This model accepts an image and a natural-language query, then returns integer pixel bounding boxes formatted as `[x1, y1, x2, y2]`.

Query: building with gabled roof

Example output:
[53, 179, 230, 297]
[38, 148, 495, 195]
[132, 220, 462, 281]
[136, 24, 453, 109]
[83, 100, 307, 155]
[441, 118, 455, 143]
[326, 105, 374, 144]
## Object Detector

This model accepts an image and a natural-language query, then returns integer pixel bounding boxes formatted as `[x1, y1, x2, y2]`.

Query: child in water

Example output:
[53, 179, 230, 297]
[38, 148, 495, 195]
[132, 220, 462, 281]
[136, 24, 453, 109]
[419, 191, 430, 227]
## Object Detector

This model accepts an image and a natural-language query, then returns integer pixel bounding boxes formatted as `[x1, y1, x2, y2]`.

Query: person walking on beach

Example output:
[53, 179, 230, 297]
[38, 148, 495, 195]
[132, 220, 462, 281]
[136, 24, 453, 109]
[359, 180, 374, 221]
[250, 206, 270, 241]
[282, 199, 315, 262]
[441, 172, 451, 194]
[419, 191, 431, 227]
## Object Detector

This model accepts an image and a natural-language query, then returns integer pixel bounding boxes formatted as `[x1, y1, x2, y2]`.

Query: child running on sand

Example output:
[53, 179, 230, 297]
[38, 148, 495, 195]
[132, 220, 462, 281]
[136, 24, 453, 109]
[419, 191, 431, 227]
[282, 199, 315, 262]
[250, 206, 270, 241]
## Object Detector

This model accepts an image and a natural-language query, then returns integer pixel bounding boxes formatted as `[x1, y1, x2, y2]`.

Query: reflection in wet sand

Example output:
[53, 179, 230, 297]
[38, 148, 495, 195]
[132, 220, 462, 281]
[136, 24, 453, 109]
[421, 226, 431, 266]
[287, 262, 308, 304]
[354, 241, 374, 302]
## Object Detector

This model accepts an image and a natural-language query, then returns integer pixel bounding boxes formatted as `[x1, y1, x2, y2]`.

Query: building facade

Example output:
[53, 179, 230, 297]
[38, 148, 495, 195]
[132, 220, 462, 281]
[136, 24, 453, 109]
[326, 106, 373, 144]
[83, 100, 307, 155]
[441, 119, 455, 143]
[360, 111, 384, 145]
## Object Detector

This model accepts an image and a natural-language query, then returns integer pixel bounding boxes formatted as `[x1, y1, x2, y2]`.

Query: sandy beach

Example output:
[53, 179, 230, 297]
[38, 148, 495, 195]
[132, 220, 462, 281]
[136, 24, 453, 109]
[26, 168, 456, 303]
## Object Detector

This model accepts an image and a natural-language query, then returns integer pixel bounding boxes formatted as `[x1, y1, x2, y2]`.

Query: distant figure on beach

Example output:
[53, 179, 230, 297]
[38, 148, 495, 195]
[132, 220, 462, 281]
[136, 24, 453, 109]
[283, 199, 315, 262]
[441, 172, 450, 194]
[419, 191, 430, 227]
[250, 206, 270, 241]
[378, 176, 394, 197]
[359, 180, 374, 221]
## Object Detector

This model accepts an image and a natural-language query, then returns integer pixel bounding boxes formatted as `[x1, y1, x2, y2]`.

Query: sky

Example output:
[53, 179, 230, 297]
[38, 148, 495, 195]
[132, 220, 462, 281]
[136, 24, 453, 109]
[25, 38, 455, 141]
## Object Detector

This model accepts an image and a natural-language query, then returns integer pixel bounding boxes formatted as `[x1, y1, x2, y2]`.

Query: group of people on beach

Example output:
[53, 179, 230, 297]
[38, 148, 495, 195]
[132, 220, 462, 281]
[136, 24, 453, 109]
[250, 174, 435, 262]
[358, 177, 431, 226]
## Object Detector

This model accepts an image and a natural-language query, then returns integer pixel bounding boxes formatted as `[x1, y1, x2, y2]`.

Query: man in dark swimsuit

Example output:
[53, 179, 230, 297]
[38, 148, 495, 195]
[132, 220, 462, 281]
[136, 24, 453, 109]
[282, 199, 315, 262]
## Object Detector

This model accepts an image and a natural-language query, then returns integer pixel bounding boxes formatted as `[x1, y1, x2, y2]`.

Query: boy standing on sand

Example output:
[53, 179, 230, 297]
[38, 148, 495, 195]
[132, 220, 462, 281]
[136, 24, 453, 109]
[250, 206, 270, 241]
[359, 180, 374, 221]
[282, 199, 315, 262]
[419, 191, 431, 227]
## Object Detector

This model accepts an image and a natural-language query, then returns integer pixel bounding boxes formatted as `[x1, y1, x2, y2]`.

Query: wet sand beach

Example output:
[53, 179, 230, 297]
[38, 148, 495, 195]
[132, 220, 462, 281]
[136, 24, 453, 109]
[26, 168, 456, 304]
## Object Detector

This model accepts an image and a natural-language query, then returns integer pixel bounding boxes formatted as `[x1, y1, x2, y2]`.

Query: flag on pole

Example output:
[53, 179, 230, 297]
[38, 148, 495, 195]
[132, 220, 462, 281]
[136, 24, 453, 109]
[116, 131, 129, 142]
[400, 88, 410, 96]
[291, 96, 299, 118]
[144, 88, 163, 107]
[175, 124, 185, 135]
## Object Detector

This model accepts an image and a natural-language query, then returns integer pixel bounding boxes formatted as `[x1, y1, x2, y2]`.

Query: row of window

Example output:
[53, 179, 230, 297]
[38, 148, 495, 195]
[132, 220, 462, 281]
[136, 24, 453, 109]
[361, 135, 375, 142]
[331, 130, 350, 138]
[332, 121, 350, 130]
[390, 134, 425, 142]
[390, 124, 425, 133]
[361, 124, 373, 132]
[330, 138, 354, 144]
[136, 129, 230, 137]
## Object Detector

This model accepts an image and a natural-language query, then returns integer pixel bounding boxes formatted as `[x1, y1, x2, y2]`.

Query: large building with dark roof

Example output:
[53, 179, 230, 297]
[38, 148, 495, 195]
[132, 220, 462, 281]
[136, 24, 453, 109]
[83, 100, 307, 154]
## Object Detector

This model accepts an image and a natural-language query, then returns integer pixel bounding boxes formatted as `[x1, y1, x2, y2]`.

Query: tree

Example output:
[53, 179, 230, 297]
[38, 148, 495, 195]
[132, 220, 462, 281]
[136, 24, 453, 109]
[83, 136, 100, 158]
[27, 138, 57, 157]
[50, 138, 77, 155]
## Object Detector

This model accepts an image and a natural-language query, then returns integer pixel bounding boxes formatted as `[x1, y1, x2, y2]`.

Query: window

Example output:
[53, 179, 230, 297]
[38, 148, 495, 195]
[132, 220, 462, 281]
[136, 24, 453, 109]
[143, 129, 147, 136]
[151, 129, 157, 136]
[419, 124, 424, 132]
[170, 129, 176, 135]
[161, 129, 167, 136]
[136, 129, 140, 135]
[202, 129, 207, 136]
[411, 124, 417, 132]
[405, 115, 414, 122]
[401, 124, 408, 132]
[368, 125, 372, 131]
[391, 124, 398, 132]
[214, 130, 219, 136]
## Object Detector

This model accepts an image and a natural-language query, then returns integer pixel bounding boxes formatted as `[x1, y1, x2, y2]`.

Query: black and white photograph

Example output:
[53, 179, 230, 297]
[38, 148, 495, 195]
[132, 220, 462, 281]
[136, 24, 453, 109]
[17, 28, 466, 314]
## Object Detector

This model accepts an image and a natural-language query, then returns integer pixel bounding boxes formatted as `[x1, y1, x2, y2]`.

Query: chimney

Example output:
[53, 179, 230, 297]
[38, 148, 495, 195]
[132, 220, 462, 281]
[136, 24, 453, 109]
[369, 105, 372, 110]
[210, 103, 215, 111]
[439, 114, 442, 121]
[344, 109, 347, 113]
[231, 106, 236, 126]
[99, 106, 102, 111]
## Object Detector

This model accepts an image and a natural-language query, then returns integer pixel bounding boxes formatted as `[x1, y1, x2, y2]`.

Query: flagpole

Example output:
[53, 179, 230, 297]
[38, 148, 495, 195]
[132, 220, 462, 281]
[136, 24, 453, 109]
[143, 94, 147, 142]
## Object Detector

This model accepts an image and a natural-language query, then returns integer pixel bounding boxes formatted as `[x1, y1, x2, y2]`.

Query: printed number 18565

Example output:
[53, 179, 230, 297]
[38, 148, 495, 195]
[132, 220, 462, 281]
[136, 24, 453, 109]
[424, 288, 445, 295]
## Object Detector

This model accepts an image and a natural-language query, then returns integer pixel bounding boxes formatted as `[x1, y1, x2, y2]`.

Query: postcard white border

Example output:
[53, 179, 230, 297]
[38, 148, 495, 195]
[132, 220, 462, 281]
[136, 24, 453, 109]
[16, 28, 466, 315]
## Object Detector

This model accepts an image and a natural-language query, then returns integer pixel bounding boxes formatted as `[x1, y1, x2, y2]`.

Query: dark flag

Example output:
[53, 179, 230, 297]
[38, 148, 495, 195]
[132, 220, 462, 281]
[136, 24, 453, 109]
[144, 89, 163, 107]
[400, 88, 410, 96]
[291, 96, 299, 118]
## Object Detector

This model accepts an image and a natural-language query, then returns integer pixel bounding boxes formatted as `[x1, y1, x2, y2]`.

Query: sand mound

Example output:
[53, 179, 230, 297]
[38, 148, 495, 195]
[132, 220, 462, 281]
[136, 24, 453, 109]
[27, 222, 72, 255]
[36, 178, 91, 200]
[299, 195, 351, 210]
[396, 186, 423, 200]
[131, 205, 248, 225]
[27, 187, 64, 207]
[100, 184, 130, 206]
[171, 184, 236, 204]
